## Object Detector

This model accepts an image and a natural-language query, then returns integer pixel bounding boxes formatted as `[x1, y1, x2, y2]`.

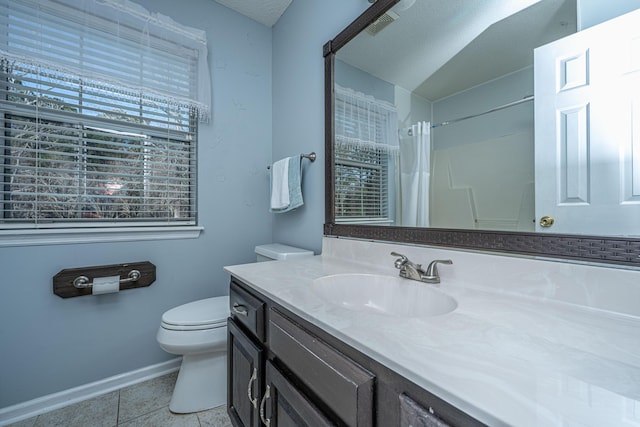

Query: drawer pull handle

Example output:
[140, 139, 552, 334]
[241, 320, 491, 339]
[247, 367, 258, 409]
[259, 385, 271, 427]
[232, 302, 248, 316]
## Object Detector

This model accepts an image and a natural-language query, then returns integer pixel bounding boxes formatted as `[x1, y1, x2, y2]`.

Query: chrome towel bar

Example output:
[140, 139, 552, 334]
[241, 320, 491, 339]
[267, 152, 316, 169]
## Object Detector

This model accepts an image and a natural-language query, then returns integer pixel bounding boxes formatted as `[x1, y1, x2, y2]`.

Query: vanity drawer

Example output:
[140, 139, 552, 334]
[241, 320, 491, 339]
[269, 308, 375, 427]
[229, 279, 265, 342]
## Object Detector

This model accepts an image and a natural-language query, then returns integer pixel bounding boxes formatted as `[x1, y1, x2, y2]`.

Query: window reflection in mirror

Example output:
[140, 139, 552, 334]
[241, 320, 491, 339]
[334, 0, 577, 231]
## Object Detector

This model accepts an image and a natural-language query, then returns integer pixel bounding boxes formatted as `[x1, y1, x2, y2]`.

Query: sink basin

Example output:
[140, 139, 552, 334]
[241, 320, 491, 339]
[311, 273, 457, 318]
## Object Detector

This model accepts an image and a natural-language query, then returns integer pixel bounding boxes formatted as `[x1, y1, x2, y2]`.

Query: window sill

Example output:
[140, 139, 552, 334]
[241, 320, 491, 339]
[0, 226, 204, 247]
[336, 219, 395, 225]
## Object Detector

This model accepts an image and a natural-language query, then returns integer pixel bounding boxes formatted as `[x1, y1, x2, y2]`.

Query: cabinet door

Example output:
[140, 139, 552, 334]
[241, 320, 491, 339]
[228, 318, 264, 427]
[269, 309, 374, 427]
[261, 361, 335, 427]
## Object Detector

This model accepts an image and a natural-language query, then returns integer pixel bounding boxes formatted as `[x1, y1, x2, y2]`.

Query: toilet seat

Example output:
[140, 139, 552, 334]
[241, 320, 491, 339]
[161, 296, 229, 331]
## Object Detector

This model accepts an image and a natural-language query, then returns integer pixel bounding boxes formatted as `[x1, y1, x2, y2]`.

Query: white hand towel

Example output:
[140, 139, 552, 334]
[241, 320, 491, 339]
[270, 157, 290, 210]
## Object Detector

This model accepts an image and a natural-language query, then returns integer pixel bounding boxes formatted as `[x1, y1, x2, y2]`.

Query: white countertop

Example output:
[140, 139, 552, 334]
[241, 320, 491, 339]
[225, 238, 640, 427]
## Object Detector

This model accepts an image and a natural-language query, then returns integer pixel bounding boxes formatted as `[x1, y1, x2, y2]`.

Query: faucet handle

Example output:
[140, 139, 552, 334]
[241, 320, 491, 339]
[424, 259, 453, 283]
[390, 252, 408, 269]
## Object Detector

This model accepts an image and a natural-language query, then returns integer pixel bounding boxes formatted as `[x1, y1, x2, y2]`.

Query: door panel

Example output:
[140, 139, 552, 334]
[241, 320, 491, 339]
[535, 9, 640, 234]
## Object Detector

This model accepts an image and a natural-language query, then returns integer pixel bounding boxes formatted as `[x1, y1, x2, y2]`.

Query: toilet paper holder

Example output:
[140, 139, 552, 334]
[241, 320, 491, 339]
[72, 269, 141, 289]
[53, 261, 156, 298]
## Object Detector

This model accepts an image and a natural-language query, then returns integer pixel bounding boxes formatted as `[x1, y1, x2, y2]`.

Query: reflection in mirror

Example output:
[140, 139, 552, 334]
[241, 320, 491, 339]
[326, 0, 640, 266]
[333, 0, 577, 231]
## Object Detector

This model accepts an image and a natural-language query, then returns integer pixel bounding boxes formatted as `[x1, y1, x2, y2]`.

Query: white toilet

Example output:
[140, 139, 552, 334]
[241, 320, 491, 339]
[156, 296, 229, 414]
[156, 243, 313, 414]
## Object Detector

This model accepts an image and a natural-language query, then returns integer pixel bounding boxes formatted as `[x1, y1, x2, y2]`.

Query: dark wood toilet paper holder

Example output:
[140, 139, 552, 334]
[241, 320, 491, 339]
[53, 261, 156, 298]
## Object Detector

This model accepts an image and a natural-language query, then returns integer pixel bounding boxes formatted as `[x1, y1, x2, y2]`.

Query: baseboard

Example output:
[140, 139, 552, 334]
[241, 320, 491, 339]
[0, 357, 181, 426]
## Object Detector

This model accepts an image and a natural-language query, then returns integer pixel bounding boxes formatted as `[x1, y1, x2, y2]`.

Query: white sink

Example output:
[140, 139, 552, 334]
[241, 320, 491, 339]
[311, 273, 457, 318]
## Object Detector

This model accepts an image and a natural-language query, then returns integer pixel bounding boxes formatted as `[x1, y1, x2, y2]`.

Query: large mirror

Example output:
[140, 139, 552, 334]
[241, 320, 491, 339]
[324, 0, 640, 266]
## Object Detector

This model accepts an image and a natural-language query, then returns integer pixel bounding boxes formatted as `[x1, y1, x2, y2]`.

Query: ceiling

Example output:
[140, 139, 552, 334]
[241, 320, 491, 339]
[337, 0, 576, 101]
[213, 0, 293, 27]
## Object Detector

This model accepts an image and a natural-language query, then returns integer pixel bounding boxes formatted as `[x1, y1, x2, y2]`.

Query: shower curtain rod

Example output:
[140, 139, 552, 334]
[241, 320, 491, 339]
[431, 95, 534, 129]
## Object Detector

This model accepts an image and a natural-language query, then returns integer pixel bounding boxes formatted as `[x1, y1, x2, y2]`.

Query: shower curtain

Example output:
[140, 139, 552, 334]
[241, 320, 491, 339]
[398, 121, 431, 227]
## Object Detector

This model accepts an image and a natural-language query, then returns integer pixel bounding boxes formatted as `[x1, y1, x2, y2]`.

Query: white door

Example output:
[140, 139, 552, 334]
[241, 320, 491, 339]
[534, 9, 640, 235]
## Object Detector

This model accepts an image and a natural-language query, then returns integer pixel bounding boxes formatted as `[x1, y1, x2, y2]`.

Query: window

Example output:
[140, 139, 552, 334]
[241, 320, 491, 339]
[0, 0, 210, 241]
[335, 140, 390, 222]
[334, 85, 398, 223]
[1, 63, 196, 226]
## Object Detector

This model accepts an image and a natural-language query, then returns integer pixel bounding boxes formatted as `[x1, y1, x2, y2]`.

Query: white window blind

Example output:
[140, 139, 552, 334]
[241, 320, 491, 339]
[334, 85, 398, 223]
[0, 0, 210, 229]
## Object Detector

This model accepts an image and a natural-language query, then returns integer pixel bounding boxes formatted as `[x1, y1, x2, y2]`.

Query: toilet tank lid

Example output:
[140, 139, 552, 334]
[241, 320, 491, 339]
[255, 243, 314, 260]
[162, 296, 229, 327]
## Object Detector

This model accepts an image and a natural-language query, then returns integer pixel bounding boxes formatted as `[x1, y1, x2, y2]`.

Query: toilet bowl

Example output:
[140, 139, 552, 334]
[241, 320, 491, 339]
[156, 296, 229, 414]
[157, 243, 313, 414]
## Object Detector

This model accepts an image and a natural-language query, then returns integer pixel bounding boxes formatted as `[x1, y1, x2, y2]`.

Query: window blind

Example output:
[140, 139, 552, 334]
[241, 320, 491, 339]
[0, 0, 211, 120]
[334, 85, 397, 223]
[0, 0, 206, 228]
[335, 144, 390, 222]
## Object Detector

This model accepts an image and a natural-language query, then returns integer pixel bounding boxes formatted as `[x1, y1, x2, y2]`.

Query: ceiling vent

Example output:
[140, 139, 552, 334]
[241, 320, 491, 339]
[366, 10, 399, 36]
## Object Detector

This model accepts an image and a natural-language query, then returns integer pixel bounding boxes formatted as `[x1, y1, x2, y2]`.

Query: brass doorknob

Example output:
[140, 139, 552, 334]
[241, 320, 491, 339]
[539, 216, 555, 227]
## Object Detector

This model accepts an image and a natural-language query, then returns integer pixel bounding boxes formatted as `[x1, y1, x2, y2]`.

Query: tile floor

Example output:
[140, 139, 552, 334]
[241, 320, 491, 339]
[6, 372, 232, 427]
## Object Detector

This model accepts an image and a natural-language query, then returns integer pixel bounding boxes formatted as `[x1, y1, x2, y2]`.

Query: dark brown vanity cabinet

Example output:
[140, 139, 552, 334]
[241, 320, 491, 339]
[227, 279, 265, 427]
[228, 278, 485, 427]
[267, 309, 375, 427]
[228, 319, 263, 427]
[228, 278, 374, 427]
[262, 360, 335, 426]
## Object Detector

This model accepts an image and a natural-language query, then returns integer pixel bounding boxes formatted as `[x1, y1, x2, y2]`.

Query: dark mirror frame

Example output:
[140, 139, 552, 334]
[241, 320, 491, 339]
[323, 0, 640, 268]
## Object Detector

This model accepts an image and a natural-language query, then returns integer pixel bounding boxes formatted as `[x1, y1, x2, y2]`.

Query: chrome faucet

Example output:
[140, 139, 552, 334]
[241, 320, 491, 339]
[391, 252, 452, 284]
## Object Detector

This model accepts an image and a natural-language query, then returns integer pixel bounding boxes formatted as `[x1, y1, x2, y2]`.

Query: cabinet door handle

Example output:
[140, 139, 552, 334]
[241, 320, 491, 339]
[247, 367, 258, 409]
[259, 384, 271, 427]
[232, 302, 248, 316]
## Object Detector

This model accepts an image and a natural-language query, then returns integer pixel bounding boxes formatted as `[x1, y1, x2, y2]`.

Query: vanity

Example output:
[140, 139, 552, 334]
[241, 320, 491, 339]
[225, 253, 480, 427]
[225, 237, 640, 427]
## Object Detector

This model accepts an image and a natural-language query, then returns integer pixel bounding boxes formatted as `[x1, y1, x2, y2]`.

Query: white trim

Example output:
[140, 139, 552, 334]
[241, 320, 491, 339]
[336, 218, 394, 225]
[0, 226, 204, 247]
[0, 358, 182, 426]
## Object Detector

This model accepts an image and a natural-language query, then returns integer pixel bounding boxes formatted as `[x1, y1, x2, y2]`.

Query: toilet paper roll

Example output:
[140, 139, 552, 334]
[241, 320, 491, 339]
[92, 275, 121, 295]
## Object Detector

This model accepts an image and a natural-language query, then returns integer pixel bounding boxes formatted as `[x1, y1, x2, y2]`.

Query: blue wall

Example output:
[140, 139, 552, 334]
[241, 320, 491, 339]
[335, 60, 396, 104]
[271, 0, 369, 254]
[432, 67, 534, 150]
[0, 0, 273, 408]
[578, 0, 639, 29]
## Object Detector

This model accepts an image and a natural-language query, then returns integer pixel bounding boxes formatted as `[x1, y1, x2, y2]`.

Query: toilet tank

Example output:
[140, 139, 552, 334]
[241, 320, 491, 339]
[255, 243, 314, 262]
